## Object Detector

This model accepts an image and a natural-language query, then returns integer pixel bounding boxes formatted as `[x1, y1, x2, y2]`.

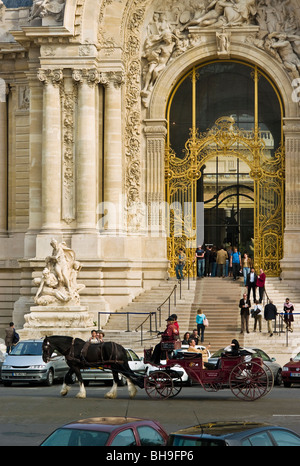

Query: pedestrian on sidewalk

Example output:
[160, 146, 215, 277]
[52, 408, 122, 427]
[264, 300, 277, 336]
[283, 298, 294, 332]
[252, 300, 263, 332]
[196, 308, 206, 343]
[239, 293, 250, 334]
[257, 268, 266, 303]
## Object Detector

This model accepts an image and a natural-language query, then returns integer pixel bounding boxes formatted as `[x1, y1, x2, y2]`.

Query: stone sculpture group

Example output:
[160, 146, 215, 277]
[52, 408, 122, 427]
[33, 239, 85, 306]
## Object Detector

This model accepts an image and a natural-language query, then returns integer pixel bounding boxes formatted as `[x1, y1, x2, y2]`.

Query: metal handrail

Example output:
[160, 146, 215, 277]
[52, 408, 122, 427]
[156, 283, 177, 327]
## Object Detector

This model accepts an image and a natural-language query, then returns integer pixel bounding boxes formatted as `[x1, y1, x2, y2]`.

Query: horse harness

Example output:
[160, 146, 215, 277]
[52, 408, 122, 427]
[66, 339, 125, 367]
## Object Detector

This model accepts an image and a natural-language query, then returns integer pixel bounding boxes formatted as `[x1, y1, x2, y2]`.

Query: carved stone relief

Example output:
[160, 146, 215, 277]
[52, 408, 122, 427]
[141, 0, 300, 106]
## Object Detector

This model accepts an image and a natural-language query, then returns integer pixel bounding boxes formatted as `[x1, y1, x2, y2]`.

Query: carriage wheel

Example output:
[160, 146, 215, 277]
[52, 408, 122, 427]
[167, 370, 183, 398]
[229, 361, 269, 401]
[144, 371, 174, 400]
[262, 362, 274, 396]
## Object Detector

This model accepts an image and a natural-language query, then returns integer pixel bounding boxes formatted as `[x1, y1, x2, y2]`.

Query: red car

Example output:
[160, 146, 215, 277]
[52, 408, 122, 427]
[40, 417, 168, 446]
[282, 351, 300, 387]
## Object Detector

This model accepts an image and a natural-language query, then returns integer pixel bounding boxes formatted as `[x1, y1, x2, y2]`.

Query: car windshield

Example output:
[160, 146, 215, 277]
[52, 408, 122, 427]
[293, 352, 300, 361]
[10, 341, 43, 356]
[169, 435, 224, 446]
[41, 428, 110, 446]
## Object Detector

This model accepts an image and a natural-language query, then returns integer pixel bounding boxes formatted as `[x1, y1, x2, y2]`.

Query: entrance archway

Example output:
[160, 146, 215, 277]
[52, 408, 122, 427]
[166, 61, 285, 277]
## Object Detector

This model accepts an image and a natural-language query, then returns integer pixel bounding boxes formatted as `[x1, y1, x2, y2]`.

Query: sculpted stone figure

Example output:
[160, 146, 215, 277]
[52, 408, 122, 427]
[33, 239, 85, 306]
[29, 0, 65, 22]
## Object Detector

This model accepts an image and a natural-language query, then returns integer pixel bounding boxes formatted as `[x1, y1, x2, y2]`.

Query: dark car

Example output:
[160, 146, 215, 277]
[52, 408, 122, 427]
[282, 351, 300, 387]
[40, 417, 168, 446]
[208, 347, 282, 385]
[168, 421, 300, 446]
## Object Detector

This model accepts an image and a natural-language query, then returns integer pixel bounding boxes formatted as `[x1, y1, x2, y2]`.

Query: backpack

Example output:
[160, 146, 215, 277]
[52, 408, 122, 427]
[13, 330, 20, 344]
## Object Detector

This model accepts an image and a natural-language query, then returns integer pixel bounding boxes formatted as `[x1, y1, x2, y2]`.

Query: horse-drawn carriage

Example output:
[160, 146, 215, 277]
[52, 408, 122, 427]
[42, 336, 273, 401]
[143, 344, 274, 401]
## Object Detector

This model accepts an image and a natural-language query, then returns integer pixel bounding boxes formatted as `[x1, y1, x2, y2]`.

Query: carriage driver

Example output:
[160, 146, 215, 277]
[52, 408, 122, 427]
[150, 316, 180, 365]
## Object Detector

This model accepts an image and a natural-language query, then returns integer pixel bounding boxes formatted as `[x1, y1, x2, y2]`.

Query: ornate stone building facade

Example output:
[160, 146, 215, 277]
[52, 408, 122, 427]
[0, 0, 300, 335]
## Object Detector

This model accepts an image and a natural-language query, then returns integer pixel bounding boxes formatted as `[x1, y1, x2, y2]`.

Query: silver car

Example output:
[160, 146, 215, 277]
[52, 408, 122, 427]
[81, 348, 146, 386]
[1, 339, 72, 386]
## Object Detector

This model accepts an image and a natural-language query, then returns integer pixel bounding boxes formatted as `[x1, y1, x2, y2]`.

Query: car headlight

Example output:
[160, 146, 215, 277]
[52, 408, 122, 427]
[282, 367, 289, 372]
[28, 365, 46, 369]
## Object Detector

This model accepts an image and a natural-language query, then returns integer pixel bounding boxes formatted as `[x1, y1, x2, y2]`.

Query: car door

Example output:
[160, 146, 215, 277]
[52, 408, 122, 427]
[126, 349, 146, 374]
[51, 351, 69, 378]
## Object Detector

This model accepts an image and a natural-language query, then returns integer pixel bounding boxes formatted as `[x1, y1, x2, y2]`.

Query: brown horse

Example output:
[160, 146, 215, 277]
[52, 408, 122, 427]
[42, 335, 144, 399]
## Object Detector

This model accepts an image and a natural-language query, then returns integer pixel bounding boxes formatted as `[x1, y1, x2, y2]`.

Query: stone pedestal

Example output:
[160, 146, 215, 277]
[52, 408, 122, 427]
[19, 305, 95, 340]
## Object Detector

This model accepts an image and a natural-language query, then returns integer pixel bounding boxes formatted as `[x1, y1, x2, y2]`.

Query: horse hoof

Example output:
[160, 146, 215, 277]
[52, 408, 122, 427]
[60, 384, 70, 396]
[104, 393, 117, 399]
[76, 392, 86, 399]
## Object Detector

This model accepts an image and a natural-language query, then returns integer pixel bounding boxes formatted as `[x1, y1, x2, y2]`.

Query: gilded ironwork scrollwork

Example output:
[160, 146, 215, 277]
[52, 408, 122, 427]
[166, 115, 285, 277]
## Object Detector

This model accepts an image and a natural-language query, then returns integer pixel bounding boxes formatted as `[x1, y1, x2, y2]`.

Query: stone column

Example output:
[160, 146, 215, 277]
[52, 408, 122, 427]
[281, 117, 300, 281]
[24, 72, 43, 257]
[72, 69, 99, 233]
[38, 69, 63, 232]
[35, 69, 63, 257]
[0, 79, 7, 236]
[100, 71, 125, 234]
[144, 119, 167, 236]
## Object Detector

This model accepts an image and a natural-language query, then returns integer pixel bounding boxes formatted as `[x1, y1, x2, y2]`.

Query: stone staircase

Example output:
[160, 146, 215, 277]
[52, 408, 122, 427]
[101, 279, 197, 351]
[188, 277, 244, 353]
[243, 277, 300, 365]
[101, 276, 300, 366]
[101, 277, 244, 355]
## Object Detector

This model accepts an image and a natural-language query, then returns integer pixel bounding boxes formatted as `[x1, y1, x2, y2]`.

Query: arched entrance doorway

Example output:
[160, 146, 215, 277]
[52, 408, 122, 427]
[166, 61, 285, 277]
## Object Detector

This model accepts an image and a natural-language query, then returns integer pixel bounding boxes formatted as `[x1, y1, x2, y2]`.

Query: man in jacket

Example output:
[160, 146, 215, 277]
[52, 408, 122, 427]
[5, 322, 15, 353]
[246, 267, 257, 302]
[216, 247, 228, 277]
[150, 316, 179, 364]
[239, 293, 251, 334]
[264, 300, 277, 336]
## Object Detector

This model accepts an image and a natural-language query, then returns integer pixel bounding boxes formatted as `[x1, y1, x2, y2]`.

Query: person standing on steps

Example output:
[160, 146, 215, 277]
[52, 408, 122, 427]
[216, 246, 228, 278]
[264, 299, 277, 336]
[230, 247, 242, 281]
[241, 252, 252, 286]
[246, 267, 257, 302]
[256, 268, 266, 303]
[252, 299, 263, 332]
[175, 248, 186, 280]
[196, 308, 206, 343]
[239, 293, 251, 334]
[194, 245, 205, 278]
[283, 298, 294, 332]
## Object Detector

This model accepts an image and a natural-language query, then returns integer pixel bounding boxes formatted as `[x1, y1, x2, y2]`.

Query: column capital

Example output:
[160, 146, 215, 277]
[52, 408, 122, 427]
[37, 68, 63, 86]
[72, 68, 100, 87]
[99, 70, 125, 89]
[144, 118, 167, 137]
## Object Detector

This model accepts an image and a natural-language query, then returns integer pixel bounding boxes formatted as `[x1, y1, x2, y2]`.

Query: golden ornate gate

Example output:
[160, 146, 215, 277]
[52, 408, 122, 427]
[166, 113, 285, 277]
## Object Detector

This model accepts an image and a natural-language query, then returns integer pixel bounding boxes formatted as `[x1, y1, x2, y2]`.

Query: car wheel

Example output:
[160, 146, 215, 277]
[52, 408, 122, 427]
[274, 369, 282, 386]
[117, 373, 127, 386]
[45, 368, 54, 386]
